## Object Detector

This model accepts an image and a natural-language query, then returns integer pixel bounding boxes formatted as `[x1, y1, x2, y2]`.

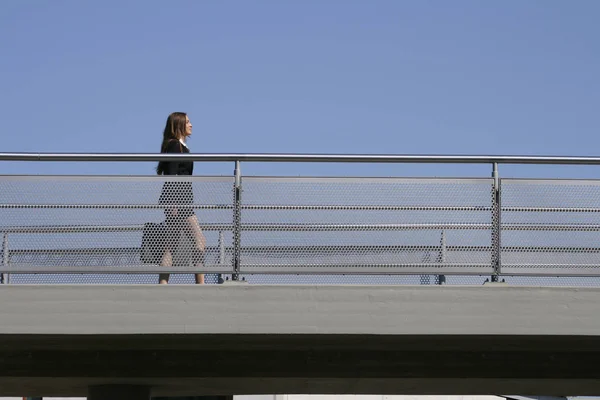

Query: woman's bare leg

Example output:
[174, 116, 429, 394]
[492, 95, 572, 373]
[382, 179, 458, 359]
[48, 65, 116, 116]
[159, 250, 173, 284]
[160, 209, 177, 285]
[186, 214, 206, 284]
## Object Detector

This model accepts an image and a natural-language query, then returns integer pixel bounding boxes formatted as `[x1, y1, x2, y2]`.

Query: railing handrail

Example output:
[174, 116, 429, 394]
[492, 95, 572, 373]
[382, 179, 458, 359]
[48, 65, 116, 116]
[2, 152, 600, 164]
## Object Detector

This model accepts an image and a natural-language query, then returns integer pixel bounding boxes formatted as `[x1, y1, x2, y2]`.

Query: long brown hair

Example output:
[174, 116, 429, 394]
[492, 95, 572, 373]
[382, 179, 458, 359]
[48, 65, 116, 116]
[156, 112, 187, 175]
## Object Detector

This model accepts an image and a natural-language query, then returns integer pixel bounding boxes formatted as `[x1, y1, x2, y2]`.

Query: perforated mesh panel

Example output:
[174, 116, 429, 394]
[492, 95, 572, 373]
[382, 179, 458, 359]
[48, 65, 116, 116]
[4, 174, 600, 286]
[501, 179, 600, 276]
[0, 175, 234, 284]
[239, 177, 495, 276]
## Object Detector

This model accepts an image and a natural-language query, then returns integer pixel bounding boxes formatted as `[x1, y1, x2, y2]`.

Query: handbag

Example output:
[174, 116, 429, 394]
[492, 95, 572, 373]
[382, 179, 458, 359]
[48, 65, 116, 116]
[141, 221, 166, 264]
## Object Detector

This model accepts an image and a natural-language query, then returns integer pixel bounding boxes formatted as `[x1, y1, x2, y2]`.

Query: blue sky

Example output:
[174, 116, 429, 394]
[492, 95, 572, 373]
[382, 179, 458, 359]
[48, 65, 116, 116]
[1, 0, 599, 178]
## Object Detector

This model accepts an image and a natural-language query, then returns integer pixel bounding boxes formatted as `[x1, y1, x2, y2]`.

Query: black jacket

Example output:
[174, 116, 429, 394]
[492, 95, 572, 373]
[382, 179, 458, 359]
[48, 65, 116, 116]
[158, 139, 194, 206]
[162, 139, 193, 176]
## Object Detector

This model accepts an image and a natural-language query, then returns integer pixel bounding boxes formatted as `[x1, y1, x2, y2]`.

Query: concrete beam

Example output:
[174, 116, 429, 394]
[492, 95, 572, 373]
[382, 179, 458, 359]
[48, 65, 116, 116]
[1, 284, 599, 335]
[0, 285, 600, 396]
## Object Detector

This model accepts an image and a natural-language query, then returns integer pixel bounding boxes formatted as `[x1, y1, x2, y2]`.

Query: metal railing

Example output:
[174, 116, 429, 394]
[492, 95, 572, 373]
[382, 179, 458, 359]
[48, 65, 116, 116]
[2, 153, 600, 284]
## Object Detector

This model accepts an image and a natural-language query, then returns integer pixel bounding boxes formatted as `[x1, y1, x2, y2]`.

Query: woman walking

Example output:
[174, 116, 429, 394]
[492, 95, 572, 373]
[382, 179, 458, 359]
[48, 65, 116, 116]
[156, 112, 206, 284]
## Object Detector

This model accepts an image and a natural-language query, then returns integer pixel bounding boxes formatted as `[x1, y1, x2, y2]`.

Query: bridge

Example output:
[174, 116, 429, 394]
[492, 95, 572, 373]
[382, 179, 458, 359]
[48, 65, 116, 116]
[1, 153, 600, 399]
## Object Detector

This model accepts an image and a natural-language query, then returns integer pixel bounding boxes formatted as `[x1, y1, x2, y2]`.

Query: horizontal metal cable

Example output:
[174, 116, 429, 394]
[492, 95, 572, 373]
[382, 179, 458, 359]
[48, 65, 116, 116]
[5, 204, 600, 213]
[243, 245, 600, 253]
[500, 265, 600, 277]
[502, 224, 600, 231]
[3, 263, 599, 276]
[239, 264, 492, 276]
[0, 263, 491, 275]
[8, 246, 222, 255]
[239, 223, 492, 231]
[0, 203, 490, 211]
[6, 222, 600, 234]
[504, 207, 600, 213]
[0, 263, 231, 274]
[0, 223, 233, 233]
[0, 204, 232, 209]
[241, 204, 492, 211]
[503, 263, 600, 268]
[239, 223, 600, 232]
[8, 245, 600, 256]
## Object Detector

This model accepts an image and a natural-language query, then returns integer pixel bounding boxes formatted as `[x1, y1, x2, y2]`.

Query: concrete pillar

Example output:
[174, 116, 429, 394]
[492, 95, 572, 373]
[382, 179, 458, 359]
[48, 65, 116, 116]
[89, 385, 150, 400]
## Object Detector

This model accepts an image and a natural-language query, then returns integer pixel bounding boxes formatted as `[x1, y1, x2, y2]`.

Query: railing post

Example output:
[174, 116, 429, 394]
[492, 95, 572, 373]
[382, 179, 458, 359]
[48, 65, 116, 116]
[232, 161, 242, 281]
[217, 230, 225, 284]
[219, 230, 225, 265]
[1, 233, 8, 284]
[435, 230, 446, 285]
[491, 163, 501, 282]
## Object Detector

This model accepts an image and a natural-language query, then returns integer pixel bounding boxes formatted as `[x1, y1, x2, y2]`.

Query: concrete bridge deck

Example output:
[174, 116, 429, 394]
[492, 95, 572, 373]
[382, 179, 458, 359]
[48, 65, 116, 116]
[0, 284, 599, 397]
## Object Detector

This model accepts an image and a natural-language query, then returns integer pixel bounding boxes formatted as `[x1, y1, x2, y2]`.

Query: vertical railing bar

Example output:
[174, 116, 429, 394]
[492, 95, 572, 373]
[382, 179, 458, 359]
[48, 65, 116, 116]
[232, 161, 242, 281]
[491, 162, 501, 282]
[219, 230, 225, 265]
[419, 252, 431, 285]
[217, 230, 225, 284]
[436, 230, 446, 285]
[1, 233, 7, 284]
